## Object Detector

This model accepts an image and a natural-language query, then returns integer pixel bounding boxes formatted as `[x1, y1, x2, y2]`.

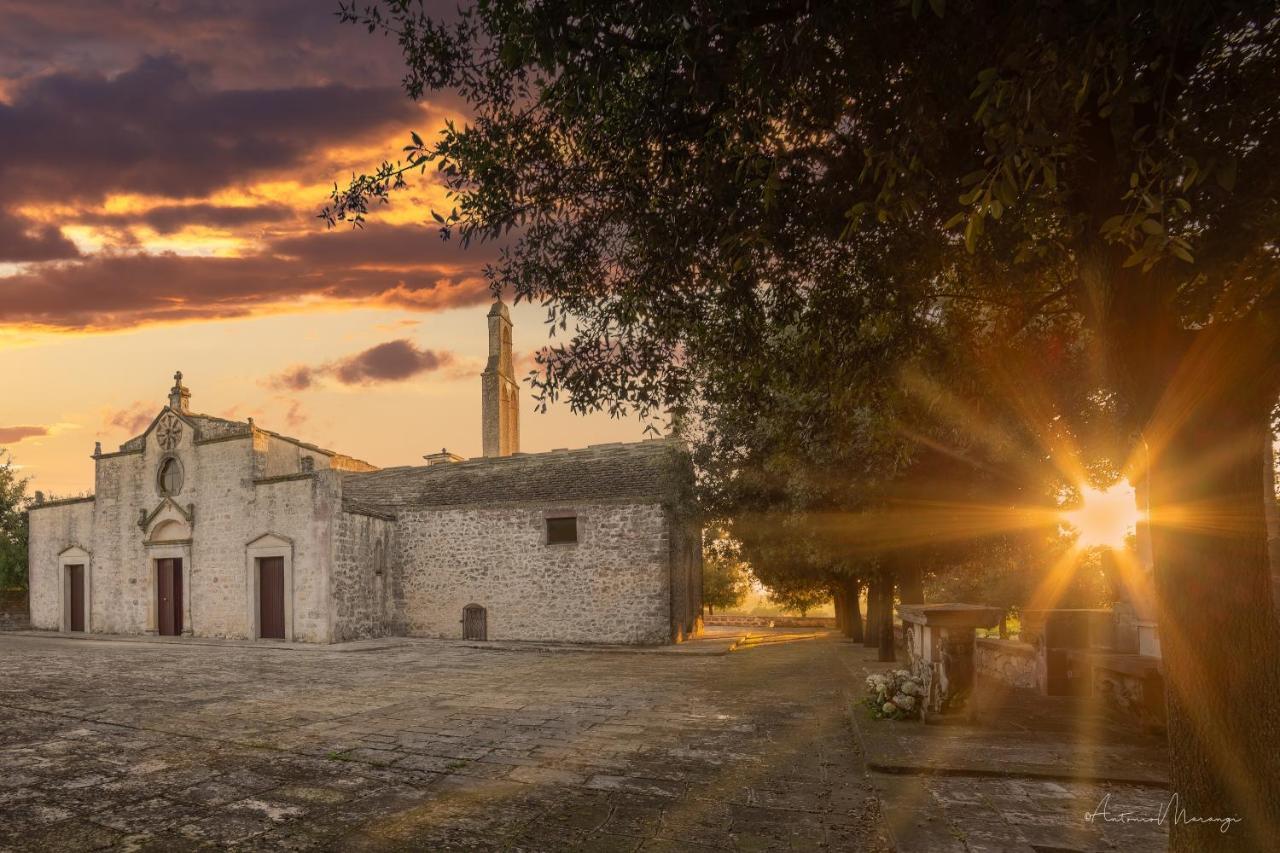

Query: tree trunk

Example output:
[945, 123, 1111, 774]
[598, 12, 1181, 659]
[833, 586, 847, 632]
[877, 569, 896, 662]
[844, 576, 864, 642]
[1264, 430, 1280, 618]
[863, 574, 881, 648]
[1148, 398, 1280, 851]
[898, 558, 923, 606]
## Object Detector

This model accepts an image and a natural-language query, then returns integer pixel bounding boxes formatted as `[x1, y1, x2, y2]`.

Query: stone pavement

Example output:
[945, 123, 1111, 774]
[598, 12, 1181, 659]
[0, 632, 889, 851]
[842, 645, 1173, 852]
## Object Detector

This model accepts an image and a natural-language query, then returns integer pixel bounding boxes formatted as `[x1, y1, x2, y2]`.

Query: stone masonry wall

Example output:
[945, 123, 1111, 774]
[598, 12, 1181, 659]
[27, 416, 339, 643]
[0, 588, 29, 630]
[27, 499, 95, 630]
[239, 473, 337, 643]
[396, 502, 672, 644]
[975, 637, 1038, 689]
[331, 511, 397, 642]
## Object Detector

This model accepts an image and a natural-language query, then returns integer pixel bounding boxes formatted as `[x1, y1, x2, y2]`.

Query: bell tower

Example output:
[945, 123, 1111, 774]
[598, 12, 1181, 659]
[481, 300, 519, 457]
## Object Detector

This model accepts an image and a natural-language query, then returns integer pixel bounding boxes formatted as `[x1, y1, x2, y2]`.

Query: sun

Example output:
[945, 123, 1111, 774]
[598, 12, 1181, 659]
[1061, 483, 1144, 550]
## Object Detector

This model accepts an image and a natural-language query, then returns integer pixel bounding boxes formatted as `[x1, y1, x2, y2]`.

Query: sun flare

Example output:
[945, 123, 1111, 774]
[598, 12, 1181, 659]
[1060, 483, 1143, 550]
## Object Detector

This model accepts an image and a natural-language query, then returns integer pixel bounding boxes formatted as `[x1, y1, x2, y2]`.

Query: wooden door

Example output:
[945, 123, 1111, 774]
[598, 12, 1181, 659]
[462, 604, 487, 641]
[157, 558, 183, 636]
[68, 564, 85, 632]
[258, 557, 285, 639]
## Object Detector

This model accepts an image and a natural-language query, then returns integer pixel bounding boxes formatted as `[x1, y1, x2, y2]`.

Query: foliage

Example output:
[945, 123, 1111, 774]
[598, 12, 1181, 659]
[701, 528, 751, 614]
[0, 451, 30, 590]
[330, 5, 1280, 840]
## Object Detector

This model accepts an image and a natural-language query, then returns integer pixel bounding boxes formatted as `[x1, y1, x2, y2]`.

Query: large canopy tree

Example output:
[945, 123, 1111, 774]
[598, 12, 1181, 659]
[331, 2, 1280, 847]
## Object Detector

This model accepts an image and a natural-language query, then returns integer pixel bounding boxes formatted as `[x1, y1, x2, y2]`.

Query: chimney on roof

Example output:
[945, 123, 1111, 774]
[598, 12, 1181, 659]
[481, 299, 519, 457]
[168, 371, 191, 413]
[423, 448, 464, 466]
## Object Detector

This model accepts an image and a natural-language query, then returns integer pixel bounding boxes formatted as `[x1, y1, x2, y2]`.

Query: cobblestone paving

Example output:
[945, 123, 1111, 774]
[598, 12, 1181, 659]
[0, 634, 889, 852]
[844, 646, 1171, 852]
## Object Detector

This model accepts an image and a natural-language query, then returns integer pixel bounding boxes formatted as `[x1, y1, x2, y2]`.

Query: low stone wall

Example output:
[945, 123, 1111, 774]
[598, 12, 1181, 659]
[1093, 666, 1166, 732]
[705, 614, 836, 628]
[975, 637, 1037, 689]
[0, 589, 30, 631]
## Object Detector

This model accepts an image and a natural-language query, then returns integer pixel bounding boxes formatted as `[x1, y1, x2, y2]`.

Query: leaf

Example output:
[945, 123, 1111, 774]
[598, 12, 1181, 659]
[1073, 73, 1090, 113]
[929, 0, 945, 17]
[1216, 158, 1237, 191]
[942, 211, 966, 229]
[1140, 218, 1164, 236]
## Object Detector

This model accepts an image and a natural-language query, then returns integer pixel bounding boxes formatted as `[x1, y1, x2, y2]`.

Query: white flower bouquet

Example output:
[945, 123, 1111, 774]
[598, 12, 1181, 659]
[864, 669, 923, 720]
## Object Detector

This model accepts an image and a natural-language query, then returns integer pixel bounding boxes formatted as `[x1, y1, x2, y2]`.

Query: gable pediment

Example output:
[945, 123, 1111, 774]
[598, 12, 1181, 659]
[58, 545, 91, 559]
[139, 497, 195, 535]
[246, 532, 292, 550]
[120, 407, 194, 453]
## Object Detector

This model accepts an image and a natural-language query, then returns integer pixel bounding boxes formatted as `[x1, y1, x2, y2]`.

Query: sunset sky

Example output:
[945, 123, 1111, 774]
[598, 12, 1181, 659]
[0, 1, 648, 495]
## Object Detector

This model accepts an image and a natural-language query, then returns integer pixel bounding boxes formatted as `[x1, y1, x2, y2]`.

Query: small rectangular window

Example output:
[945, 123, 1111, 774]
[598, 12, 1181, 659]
[546, 516, 577, 544]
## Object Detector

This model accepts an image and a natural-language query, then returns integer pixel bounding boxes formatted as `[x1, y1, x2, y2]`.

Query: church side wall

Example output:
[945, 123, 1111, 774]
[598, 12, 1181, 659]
[27, 500, 95, 630]
[89, 450, 152, 634]
[240, 472, 338, 643]
[395, 501, 672, 644]
[330, 511, 397, 642]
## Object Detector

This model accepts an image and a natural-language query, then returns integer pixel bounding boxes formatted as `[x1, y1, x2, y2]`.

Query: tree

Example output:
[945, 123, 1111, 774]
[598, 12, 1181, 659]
[0, 451, 30, 590]
[331, 3, 1280, 846]
[701, 529, 751, 614]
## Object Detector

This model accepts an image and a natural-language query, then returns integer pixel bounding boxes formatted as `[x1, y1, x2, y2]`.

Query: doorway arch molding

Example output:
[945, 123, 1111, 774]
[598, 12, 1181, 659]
[57, 545, 92, 633]
[245, 533, 295, 642]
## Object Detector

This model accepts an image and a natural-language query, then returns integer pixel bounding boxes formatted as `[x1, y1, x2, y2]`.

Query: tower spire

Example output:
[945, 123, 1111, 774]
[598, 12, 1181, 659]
[481, 299, 519, 457]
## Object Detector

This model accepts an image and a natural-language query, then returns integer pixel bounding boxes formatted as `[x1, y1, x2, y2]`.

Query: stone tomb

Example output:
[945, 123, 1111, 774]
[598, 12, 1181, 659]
[899, 603, 1001, 720]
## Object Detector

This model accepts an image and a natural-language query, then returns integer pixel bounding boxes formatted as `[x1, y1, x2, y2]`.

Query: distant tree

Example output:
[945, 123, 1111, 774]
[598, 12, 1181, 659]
[762, 584, 830, 619]
[0, 451, 30, 590]
[701, 529, 750, 615]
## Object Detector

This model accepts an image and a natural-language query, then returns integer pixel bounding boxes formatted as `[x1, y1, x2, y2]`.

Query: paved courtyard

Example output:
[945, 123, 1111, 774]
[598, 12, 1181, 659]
[0, 633, 889, 852]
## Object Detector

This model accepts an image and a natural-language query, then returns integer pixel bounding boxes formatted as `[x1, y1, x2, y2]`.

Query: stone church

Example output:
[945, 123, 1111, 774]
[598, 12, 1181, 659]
[27, 301, 702, 645]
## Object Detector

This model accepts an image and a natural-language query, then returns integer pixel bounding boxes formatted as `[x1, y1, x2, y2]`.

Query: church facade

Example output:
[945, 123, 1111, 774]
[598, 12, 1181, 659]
[27, 302, 702, 645]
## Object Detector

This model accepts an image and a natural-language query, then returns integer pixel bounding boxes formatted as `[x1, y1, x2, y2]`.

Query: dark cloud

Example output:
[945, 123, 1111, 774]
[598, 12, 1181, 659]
[0, 247, 491, 330]
[78, 203, 295, 235]
[333, 340, 452, 384]
[0, 0, 420, 91]
[0, 425, 49, 444]
[0, 211, 80, 262]
[0, 54, 424, 203]
[273, 366, 317, 392]
[270, 339, 455, 390]
[269, 226, 501, 268]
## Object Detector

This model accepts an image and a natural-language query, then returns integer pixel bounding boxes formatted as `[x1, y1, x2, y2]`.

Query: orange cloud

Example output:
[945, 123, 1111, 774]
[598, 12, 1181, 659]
[0, 425, 49, 444]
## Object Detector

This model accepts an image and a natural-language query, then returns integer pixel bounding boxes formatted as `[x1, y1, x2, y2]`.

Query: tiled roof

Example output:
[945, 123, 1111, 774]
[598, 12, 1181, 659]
[340, 439, 689, 514]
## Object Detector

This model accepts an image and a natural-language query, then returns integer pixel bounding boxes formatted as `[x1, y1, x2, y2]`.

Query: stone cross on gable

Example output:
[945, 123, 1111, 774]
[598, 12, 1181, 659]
[168, 370, 191, 413]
